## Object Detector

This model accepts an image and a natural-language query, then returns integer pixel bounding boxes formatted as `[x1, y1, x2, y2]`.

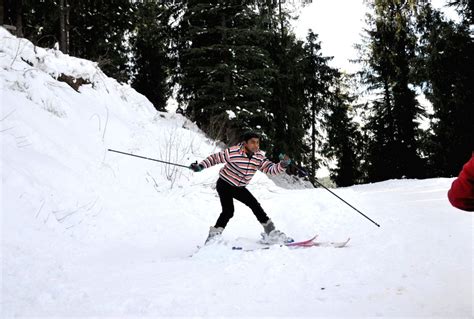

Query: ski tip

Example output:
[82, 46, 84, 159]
[336, 238, 351, 248]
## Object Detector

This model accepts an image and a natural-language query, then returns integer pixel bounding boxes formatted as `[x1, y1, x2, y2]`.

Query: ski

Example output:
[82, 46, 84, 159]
[285, 234, 319, 247]
[232, 235, 350, 251]
[298, 237, 351, 248]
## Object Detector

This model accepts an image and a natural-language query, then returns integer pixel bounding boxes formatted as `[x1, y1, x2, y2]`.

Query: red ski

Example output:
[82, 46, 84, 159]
[285, 234, 319, 247]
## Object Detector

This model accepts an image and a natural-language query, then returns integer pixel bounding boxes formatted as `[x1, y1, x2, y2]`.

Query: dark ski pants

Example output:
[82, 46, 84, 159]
[214, 178, 270, 229]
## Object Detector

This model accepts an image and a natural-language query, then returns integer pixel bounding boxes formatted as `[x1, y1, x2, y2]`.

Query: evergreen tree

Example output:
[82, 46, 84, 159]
[3, 0, 26, 36]
[177, 1, 276, 143]
[301, 30, 335, 184]
[68, 0, 133, 82]
[265, 33, 307, 163]
[20, 0, 61, 47]
[130, 1, 176, 111]
[323, 78, 363, 187]
[255, 0, 310, 164]
[19, 0, 134, 82]
[357, 0, 424, 182]
[415, 4, 474, 176]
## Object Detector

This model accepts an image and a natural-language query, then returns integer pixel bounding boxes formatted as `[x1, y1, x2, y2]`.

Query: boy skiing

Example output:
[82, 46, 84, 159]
[190, 132, 292, 244]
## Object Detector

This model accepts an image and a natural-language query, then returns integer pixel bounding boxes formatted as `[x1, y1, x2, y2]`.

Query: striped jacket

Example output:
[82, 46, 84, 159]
[199, 144, 285, 187]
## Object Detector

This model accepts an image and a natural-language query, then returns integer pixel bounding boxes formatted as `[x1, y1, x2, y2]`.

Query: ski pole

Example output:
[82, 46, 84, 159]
[293, 165, 380, 227]
[107, 149, 191, 169]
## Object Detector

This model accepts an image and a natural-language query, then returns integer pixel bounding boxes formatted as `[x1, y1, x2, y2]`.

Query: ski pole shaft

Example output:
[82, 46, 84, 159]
[295, 166, 380, 227]
[107, 149, 190, 169]
[313, 179, 380, 227]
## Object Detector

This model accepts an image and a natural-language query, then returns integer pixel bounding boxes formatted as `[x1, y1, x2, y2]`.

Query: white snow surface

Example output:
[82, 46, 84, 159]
[1, 28, 473, 318]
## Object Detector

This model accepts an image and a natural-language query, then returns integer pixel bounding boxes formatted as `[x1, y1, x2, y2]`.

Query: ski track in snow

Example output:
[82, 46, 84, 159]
[1, 27, 473, 317]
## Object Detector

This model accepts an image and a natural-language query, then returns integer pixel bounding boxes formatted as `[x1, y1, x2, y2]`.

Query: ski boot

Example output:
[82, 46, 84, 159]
[205, 226, 224, 245]
[260, 219, 294, 245]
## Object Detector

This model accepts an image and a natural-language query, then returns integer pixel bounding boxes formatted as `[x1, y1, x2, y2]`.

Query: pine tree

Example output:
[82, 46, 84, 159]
[177, 1, 276, 143]
[19, 0, 60, 47]
[3, 0, 25, 36]
[415, 4, 474, 176]
[130, 1, 176, 111]
[300, 30, 335, 184]
[256, 0, 310, 164]
[264, 33, 308, 162]
[357, 0, 424, 182]
[19, 0, 134, 82]
[68, 0, 133, 82]
[322, 75, 363, 187]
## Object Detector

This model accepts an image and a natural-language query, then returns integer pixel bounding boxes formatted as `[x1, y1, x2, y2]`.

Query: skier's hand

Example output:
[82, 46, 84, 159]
[190, 161, 204, 172]
[278, 153, 291, 168]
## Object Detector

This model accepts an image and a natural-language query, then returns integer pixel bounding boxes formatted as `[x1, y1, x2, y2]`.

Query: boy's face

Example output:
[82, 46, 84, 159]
[244, 137, 260, 153]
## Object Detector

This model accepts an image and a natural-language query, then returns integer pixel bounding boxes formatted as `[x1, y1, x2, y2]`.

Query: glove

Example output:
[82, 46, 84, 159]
[190, 161, 204, 172]
[278, 153, 291, 168]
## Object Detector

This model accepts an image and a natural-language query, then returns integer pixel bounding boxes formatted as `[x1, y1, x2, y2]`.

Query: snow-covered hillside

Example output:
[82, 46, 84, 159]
[1, 28, 473, 317]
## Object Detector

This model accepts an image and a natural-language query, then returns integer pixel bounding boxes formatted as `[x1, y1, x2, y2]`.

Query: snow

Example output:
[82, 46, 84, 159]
[226, 109, 236, 120]
[1, 28, 473, 317]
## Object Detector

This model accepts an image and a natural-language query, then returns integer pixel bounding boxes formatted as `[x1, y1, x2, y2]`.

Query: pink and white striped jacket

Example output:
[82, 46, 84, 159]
[199, 144, 285, 187]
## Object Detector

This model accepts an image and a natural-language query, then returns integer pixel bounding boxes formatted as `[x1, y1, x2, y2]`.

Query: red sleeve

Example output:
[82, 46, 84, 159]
[447, 153, 474, 211]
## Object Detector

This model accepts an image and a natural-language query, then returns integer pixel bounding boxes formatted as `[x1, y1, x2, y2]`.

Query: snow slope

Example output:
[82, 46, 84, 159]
[1, 28, 473, 318]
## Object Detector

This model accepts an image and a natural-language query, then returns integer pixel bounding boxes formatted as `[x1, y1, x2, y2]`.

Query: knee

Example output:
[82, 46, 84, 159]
[223, 207, 234, 218]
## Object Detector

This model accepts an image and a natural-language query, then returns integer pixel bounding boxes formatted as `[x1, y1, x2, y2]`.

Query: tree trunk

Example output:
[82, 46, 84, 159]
[0, 1, 4, 25]
[310, 101, 316, 184]
[59, 0, 69, 54]
[221, 12, 232, 95]
[278, 0, 284, 38]
[15, 0, 23, 37]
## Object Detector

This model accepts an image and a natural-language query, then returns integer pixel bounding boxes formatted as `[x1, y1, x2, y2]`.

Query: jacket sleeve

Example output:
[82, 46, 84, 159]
[199, 149, 227, 169]
[447, 153, 474, 212]
[259, 157, 285, 176]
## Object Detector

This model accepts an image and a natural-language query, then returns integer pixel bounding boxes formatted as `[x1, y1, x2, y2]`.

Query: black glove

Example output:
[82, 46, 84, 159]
[190, 161, 204, 172]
